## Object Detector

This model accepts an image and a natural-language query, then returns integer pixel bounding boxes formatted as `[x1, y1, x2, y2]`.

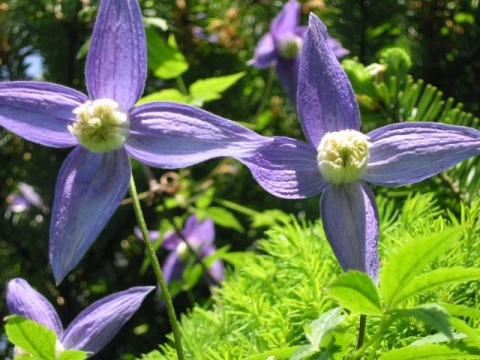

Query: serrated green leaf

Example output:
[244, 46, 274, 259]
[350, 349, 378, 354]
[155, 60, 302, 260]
[440, 303, 480, 319]
[5, 315, 56, 360]
[449, 317, 480, 347]
[307, 308, 345, 348]
[137, 89, 188, 105]
[201, 206, 244, 232]
[241, 346, 300, 360]
[379, 343, 480, 360]
[410, 333, 468, 347]
[146, 29, 188, 79]
[327, 271, 382, 315]
[58, 349, 89, 360]
[395, 304, 453, 340]
[289, 345, 318, 360]
[394, 267, 480, 304]
[380, 226, 462, 308]
[189, 72, 245, 106]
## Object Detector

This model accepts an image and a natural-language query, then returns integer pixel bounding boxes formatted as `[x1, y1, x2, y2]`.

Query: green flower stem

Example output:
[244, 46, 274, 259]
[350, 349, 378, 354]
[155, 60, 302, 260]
[129, 175, 186, 360]
[176, 76, 189, 96]
[352, 316, 393, 360]
[253, 66, 275, 122]
[356, 314, 366, 349]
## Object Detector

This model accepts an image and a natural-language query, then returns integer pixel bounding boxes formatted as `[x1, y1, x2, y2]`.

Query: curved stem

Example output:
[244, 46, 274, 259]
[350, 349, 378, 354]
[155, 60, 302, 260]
[129, 175, 186, 360]
[356, 314, 367, 350]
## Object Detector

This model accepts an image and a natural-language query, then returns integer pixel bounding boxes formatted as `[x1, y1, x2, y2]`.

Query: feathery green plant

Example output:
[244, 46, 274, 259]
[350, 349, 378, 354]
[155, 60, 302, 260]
[139, 194, 480, 359]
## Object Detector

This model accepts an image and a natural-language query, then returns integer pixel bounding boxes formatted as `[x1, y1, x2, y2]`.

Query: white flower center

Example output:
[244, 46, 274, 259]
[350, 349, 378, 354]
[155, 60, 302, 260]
[69, 99, 129, 153]
[176, 240, 203, 262]
[277, 34, 302, 59]
[317, 130, 370, 184]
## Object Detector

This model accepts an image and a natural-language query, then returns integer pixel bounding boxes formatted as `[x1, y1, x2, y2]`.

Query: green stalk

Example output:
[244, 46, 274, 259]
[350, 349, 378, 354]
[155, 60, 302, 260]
[356, 314, 366, 350]
[352, 316, 393, 360]
[129, 175, 186, 360]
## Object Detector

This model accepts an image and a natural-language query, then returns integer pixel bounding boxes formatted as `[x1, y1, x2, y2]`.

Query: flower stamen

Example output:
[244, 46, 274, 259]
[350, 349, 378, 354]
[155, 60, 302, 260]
[317, 130, 370, 184]
[69, 99, 129, 153]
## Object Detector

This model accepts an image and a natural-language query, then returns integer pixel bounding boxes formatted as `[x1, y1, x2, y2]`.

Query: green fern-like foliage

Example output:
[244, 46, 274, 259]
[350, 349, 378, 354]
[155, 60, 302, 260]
[344, 48, 480, 208]
[139, 194, 480, 359]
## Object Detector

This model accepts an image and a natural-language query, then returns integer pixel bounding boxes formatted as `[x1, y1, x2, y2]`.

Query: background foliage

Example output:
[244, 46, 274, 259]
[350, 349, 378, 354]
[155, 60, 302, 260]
[1, 0, 480, 358]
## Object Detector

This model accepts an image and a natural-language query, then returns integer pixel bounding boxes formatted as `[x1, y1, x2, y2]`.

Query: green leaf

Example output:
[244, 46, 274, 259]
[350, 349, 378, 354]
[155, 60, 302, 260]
[289, 345, 318, 360]
[440, 303, 480, 319]
[394, 267, 480, 304]
[189, 72, 245, 106]
[410, 333, 467, 347]
[449, 317, 480, 347]
[289, 308, 346, 360]
[137, 89, 188, 105]
[200, 206, 244, 232]
[327, 271, 383, 315]
[143, 17, 168, 31]
[146, 29, 188, 79]
[5, 315, 57, 360]
[380, 226, 462, 309]
[394, 304, 454, 340]
[307, 308, 346, 348]
[379, 343, 480, 360]
[58, 349, 90, 360]
[241, 346, 300, 360]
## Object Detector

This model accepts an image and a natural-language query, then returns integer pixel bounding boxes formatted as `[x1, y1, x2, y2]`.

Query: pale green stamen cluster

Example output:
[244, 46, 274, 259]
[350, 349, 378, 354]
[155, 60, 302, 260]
[69, 99, 129, 153]
[176, 242, 191, 262]
[317, 129, 370, 184]
[278, 35, 302, 59]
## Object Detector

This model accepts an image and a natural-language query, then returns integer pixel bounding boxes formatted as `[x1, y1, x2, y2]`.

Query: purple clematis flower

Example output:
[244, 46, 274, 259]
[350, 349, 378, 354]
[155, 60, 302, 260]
[136, 215, 224, 294]
[6, 182, 47, 214]
[0, 0, 270, 284]
[248, 0, 348, 105]
[6, 278, 154, 358]
[241, 14, 480, 281]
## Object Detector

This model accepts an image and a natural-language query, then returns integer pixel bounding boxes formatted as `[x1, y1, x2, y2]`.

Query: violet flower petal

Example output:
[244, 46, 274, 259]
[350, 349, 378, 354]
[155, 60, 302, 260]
[201, 246, 225, 285]
[327, 36, 350, 59]
[86, 0, 146, 109]
[126, 102, 272, 168]
[62, 286, 154, 354]
[18, 182, 44, 209]
[320, 182, 379, 281]
[133, 226, 160, 242]
[270, 0, 301, 37]
[0, 82, 85, 147]
[297, 14, 360, 147]
[184, 215, 215, 247]
[248, 33, 277, 69]
[8, 194, 30, 213]
[50, 147, 131, 284]
[364, 122, 480, 187]
[240, 136, 328, 198]
[6, 278, 64, 337]
[162, 230, 182, 251]
[161, 252, 185, 286]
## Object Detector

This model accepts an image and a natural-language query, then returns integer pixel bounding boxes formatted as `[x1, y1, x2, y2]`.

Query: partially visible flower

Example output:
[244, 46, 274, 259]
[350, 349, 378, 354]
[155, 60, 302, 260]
[241, 14, 480, 281]
[6, 182, 47, 214]
[135, 215, 224, 295]
[134, 226, 160, 243]
[162, 215, 224, 287]
[6, 278, 154, 358]
[248, 0, 348, 105]
[0, 0, 270, 284]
